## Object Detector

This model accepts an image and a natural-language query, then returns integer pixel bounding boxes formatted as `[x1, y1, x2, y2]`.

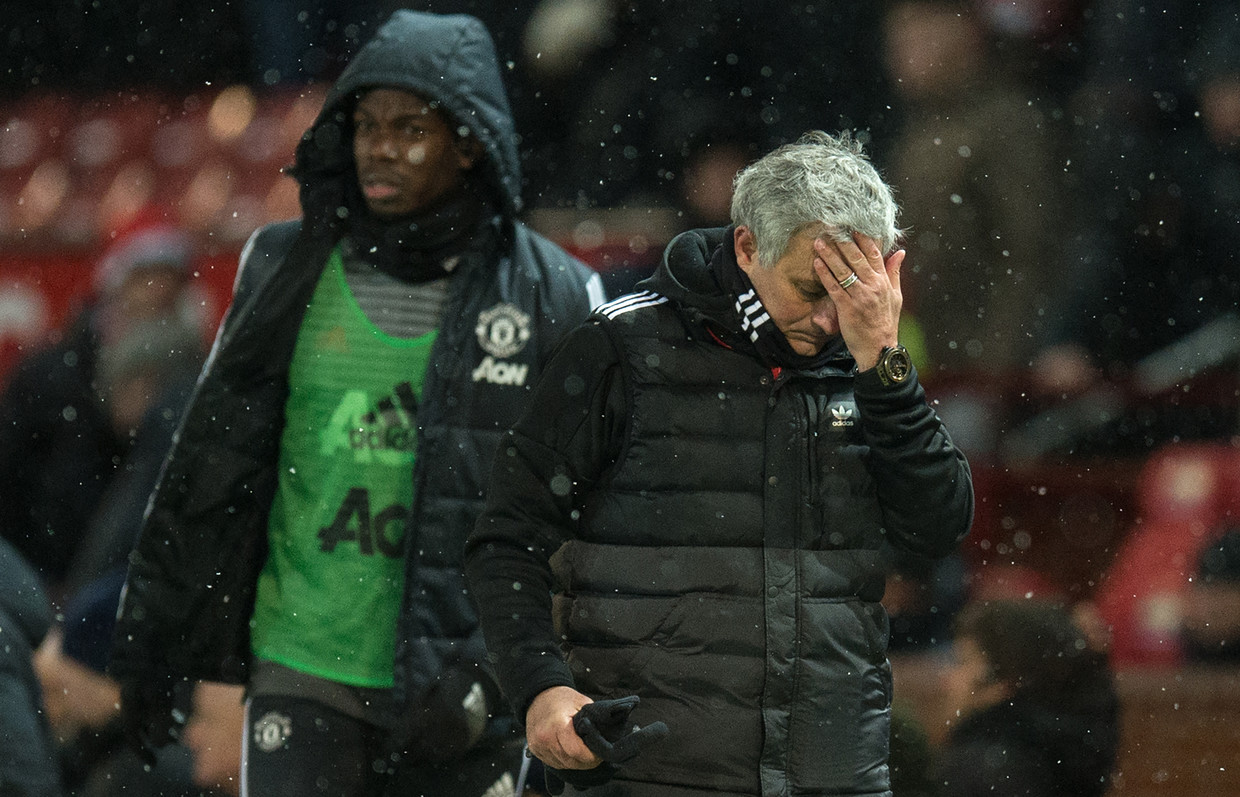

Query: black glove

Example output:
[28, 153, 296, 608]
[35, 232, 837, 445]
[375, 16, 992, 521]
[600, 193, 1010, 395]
[119, 676, 187, 765]
[544, 695, 669, 794]
[573, 696, 669, 763]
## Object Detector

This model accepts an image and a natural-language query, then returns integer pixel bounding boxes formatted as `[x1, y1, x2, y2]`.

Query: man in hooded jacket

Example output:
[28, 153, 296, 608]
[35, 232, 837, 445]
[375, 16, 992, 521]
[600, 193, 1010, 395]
[465, 131, 972, 796]
[109, 11, 604, 796]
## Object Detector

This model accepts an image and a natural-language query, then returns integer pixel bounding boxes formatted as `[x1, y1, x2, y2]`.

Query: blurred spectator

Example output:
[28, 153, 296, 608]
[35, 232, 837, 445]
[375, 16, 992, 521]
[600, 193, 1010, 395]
[0, 537, 62, 796]
[965, 562, 1063, 605]
[0, 220, 203, 595]
[20, 257, 205, 790]
[518, 0, 893, 214]
[1150, 4, 1240, 354]
[882, 0, 1066, 381]
[34, 566, 229, 796]
[34, 570, 128, 790]
[933, 599, 1119, 797]
[1035, 1, 1237, 395]
[15, 228, 206, 797]
[1181, 528, 1240, 664]
[883, 549, 968, 653]
[61, 317, 204, 598]
[973, 0, 1088, 105]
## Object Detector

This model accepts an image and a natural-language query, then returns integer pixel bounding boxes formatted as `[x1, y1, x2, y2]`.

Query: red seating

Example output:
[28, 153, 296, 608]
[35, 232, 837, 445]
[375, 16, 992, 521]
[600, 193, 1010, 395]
[1095, 442, 1240, 667]
[0, 86, 323, 248]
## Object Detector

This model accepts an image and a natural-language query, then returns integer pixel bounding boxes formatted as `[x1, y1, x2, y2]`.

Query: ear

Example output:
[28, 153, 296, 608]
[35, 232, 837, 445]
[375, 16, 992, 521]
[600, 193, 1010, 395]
[734, 225, 759, 274]
[455, 136, 484, 170]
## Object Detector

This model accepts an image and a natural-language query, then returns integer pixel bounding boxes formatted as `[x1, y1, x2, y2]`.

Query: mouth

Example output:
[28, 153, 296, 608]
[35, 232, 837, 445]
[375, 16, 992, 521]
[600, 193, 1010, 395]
[787, 330, 826, 345]
[784, 330, 828, 354]
[359, 175, 401, 202]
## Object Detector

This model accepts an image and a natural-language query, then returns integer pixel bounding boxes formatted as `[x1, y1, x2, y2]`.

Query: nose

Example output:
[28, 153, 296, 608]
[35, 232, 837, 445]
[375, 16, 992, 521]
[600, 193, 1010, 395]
[811, 297, 840, 336]
[364, 131, 398, 160]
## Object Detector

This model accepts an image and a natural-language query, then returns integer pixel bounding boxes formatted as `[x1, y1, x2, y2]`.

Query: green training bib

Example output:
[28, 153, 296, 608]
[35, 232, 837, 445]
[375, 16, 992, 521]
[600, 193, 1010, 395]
[250, 249, 436, 687]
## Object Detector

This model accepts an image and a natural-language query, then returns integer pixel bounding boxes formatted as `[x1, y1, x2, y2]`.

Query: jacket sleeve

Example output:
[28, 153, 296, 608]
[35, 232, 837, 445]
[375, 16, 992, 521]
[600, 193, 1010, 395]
[854, 364, 973, 558]
[109, 223, 299, 685]
[463, 319, 626, 725]
[515, 223, 607, 361]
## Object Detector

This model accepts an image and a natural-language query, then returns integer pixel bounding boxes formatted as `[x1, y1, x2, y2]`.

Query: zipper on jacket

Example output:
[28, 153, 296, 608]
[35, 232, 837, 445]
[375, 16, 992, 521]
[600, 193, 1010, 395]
[803, 392, 819, 546]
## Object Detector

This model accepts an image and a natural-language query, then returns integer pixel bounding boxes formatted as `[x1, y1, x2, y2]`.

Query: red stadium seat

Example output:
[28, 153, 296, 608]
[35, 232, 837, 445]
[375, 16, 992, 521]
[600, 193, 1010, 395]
[1095, 442, 1240, 667]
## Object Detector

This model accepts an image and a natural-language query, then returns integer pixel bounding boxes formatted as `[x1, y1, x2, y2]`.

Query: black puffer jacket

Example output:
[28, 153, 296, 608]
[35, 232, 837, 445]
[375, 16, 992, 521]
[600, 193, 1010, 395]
[110, 9, 603, 736]
[466, 227, 973, 795]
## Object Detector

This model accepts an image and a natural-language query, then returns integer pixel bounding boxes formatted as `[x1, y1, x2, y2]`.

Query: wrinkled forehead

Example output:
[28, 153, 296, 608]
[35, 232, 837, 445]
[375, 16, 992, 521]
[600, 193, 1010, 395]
[773, 228, 822, 274]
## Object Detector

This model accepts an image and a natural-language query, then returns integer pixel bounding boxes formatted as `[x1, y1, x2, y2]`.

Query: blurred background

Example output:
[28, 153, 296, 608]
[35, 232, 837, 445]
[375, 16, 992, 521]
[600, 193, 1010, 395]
[1, 1, 1239, 795]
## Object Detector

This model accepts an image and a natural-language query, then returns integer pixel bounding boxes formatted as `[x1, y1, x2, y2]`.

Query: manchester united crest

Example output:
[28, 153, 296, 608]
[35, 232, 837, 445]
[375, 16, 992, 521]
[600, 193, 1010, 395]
[475, 303, 531, 358]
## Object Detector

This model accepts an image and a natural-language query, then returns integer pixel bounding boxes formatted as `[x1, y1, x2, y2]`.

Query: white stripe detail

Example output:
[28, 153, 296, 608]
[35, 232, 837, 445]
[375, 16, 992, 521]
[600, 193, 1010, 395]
[585, 272, 607, 311]
[598, 290, 658, 314]
[239, 697, 251, 797]
[598, 290, 668, 319]
[735, 286, 772, 342]
[740, 311, 770, 342]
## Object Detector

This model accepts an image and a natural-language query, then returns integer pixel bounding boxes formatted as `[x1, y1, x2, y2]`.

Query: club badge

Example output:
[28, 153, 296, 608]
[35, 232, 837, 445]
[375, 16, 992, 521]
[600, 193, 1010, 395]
[475, 303, 531, 359]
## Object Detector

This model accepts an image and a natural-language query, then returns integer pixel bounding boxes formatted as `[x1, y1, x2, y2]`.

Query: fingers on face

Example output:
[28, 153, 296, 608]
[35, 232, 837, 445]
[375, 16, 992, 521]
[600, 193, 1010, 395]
[885, 248, 906, 288]
[841, 233, 884, 276]
[813, 255, 843, 294]
[813, 238, 853, 286]
[814, 236, 878, 292]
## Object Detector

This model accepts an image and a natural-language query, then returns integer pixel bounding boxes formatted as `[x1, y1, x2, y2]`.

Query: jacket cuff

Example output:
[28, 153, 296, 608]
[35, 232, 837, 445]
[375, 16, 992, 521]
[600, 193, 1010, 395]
[510, 667, 577, 729]
[852, 362, 923, 404]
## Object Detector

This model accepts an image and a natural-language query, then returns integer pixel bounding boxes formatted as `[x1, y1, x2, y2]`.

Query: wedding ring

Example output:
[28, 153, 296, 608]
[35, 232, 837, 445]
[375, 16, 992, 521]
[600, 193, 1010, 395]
[838, 272, 860, 290]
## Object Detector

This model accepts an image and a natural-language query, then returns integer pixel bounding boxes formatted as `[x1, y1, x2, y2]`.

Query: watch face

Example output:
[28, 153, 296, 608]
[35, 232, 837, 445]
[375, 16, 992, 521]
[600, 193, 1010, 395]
[888, 348, 911, 381]
[882, 346, 911, 384]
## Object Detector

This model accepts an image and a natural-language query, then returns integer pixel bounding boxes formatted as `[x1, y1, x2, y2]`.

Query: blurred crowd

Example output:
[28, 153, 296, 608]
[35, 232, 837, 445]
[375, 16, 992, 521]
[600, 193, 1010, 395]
[4, 0, 1237, 441]
[1, 0, 1239, 795]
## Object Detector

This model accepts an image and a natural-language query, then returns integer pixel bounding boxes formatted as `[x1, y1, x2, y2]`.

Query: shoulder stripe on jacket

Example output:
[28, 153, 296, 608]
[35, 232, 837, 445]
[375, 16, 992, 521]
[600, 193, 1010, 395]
[585, 272, 608, 311]
[598, 290, 668, 320]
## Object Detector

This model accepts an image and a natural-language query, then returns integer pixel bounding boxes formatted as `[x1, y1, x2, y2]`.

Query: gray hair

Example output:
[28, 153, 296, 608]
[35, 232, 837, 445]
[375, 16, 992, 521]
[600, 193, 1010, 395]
[730, 130, 901, 268]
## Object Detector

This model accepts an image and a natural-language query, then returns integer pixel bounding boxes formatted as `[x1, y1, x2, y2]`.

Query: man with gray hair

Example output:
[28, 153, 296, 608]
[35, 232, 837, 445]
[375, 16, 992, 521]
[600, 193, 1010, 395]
[464, 130, 973, 796]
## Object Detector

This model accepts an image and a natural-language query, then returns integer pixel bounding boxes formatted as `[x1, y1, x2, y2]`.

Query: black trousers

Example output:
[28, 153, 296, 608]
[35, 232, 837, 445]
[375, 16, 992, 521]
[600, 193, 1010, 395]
[242, 695, 526, 797]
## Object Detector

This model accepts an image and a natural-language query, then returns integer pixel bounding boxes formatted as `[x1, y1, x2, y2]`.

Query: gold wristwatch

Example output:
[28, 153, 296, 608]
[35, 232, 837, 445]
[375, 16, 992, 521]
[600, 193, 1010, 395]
[875, 345, 912, 386]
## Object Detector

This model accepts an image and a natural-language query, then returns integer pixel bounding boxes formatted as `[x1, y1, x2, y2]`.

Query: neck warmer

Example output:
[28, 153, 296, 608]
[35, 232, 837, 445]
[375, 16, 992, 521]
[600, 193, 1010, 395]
[346, 179, 498, 283]
[710, 235, 844, 371]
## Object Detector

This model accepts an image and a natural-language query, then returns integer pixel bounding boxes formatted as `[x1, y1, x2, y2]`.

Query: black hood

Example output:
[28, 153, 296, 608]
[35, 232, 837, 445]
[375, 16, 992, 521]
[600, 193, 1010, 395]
[640, 226, 852, 371]
[640, 227, 736, 328]
[290, 10, 521, 225]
